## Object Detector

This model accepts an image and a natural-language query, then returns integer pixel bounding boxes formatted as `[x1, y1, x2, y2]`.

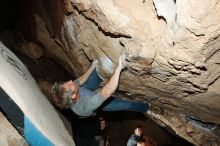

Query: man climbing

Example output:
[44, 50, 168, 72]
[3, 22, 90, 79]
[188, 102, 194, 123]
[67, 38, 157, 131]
[50, 56, 150, 118]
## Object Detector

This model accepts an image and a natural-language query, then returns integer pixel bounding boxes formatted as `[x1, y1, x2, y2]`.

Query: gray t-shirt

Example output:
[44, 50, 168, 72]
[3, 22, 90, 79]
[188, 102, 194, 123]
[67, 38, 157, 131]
[70, 79, 105, 117]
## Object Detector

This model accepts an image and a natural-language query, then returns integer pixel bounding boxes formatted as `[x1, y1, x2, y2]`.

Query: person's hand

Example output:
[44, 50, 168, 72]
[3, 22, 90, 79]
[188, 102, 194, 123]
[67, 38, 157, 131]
[91, 59, 98, 69]
[118, 55, 125, 70]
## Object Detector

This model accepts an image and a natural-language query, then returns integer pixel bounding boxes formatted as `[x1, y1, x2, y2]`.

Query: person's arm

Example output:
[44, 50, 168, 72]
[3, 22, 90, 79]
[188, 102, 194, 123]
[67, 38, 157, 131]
[101, 57, 125, 99]
[78, 60, 98, 85]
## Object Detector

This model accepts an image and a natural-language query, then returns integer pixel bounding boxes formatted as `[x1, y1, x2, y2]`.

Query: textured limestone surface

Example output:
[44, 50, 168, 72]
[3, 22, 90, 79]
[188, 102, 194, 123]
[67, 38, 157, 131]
[11, 0, 220, 145]
[0, 112, 28, 146]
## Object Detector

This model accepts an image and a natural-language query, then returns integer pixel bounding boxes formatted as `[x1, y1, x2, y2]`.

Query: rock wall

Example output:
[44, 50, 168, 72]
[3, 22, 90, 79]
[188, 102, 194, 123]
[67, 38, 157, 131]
[0, 112, 28, 146]
[18, 0, 220, 145]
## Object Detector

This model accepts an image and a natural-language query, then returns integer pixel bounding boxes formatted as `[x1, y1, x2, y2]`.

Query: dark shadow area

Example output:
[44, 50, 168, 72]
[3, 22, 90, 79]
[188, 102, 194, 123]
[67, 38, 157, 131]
[61, 109, 101, 146]
[60, 109, 194, 146]
[15, 50, 74, 82]
[0, 0, 22, 32]
[103, 111, 193, 146]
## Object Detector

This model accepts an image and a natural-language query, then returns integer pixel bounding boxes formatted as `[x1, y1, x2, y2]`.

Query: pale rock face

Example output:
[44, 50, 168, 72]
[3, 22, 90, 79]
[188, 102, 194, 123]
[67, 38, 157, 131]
[72, 0, 92, 11]
[0, 112, 28, 146]
[153, 0, 176, 24]
[19, 0, 220, 145]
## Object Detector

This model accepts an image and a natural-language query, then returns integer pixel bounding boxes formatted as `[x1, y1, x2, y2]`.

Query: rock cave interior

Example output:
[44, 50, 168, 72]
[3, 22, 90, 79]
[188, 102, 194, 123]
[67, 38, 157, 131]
[0, 0, 220, 146]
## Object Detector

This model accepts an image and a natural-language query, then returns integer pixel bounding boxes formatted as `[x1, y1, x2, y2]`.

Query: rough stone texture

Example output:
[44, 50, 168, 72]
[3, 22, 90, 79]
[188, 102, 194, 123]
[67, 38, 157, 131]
[0, 112, 28, 146]
[17, 0, 220, 145]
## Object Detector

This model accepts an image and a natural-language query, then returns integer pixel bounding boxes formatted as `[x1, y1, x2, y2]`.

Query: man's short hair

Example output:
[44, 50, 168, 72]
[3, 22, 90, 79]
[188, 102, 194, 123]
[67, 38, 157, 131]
[50, 82, 75, 109]
[135, 125, 143, 130]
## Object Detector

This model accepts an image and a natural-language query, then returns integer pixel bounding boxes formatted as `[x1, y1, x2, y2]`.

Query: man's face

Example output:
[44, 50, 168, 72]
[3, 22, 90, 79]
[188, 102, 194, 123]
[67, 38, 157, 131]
[135, 128, 143, 136]
[62, 80, 79, 100]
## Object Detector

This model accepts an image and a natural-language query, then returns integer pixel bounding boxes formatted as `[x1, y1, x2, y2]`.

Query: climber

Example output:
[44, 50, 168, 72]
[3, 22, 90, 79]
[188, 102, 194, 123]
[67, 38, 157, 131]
[50, 56, 150, 118]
